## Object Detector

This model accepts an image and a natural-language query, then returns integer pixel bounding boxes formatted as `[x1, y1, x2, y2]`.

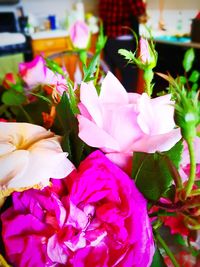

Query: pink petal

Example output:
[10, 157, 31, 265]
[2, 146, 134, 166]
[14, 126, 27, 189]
[102, 104, 142, 151]
[69, 21, 90, 49]
[78, 115, 120, 151]
[47, 234, 68, 264]
[79, 81, 103, 126]
[137, 93, 176, 135]
[106, 152, 132, 175]
[19, 56, 46, 87]
[100, 72, 129, 104]
[73, 244, 108, 267]
[131, 128, 181, 153]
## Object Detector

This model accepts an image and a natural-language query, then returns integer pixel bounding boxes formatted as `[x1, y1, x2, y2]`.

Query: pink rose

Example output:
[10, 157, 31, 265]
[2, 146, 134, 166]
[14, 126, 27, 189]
[77, 72, 181, 173]
[69, 20, 90, 49]
[1, 151, 154, 267]
[19, 55, 67, 95]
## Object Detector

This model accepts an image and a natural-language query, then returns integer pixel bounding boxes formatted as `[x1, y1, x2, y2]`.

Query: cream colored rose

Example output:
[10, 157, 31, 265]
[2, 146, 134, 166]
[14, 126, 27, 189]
[0, 122, 75, 198]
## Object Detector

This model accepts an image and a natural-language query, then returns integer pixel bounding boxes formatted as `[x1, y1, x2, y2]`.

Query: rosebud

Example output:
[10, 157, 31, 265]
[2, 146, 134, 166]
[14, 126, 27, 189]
[69, 20, 90, 49]
[174, 88, 199, 141]
[139, 37, 157, 69]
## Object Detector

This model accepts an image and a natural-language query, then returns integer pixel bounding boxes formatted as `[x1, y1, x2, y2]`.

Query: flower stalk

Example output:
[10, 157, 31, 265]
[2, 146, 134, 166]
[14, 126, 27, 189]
[184, 138, 196, 199]
[154, 231, 180, 267]
[143, 68, 154, 96]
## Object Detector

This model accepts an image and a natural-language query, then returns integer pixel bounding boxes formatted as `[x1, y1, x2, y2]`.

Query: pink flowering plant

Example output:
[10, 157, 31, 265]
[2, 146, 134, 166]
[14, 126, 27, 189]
[0, 27, 200, 267]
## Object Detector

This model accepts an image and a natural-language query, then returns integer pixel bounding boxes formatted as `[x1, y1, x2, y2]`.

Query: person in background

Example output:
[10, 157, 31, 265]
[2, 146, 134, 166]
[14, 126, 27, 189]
[98, 0, 147, 92]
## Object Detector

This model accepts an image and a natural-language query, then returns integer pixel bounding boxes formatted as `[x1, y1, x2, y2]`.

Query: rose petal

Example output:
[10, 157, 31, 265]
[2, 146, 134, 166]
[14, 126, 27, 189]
[80, 81, 103, 126]
[100, 72, 129, 104]
[131, 128, 181, 153]
[78, 115, 120, 151]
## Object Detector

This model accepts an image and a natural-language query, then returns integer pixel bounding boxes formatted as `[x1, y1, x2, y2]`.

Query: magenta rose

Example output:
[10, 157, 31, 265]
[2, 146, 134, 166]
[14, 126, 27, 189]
[1, 151, 154, 267]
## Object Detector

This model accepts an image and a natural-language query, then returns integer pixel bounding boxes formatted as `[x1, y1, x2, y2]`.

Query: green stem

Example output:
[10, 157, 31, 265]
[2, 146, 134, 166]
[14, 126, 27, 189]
[185, 138, 196, 198]
[164, 154, 183, 189]
[155, 231, 180, 267]
[19, 105, 33, 123]
[143, 68, 154, 96]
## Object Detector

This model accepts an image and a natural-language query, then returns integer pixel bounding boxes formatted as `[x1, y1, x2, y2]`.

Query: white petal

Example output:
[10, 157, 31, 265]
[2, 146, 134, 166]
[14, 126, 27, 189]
[0, 150, 29, 188]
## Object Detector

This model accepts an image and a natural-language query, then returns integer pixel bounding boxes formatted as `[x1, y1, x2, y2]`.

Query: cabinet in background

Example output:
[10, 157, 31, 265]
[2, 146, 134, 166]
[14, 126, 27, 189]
[31, 36, 70, 58]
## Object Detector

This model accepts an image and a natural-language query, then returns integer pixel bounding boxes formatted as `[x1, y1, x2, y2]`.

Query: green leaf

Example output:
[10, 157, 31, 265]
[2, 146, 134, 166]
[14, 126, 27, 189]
[45, 57, 65, 76]
[15, 98, 49, 124]
[11, 83, 24, 93]
[95, 22, 107, 53]
[9, 106, 20, 116]
[131, 152, 147, 179]
[83, 53, 100, 82]
[182, 48, 195, 72]
[0, 104, 7, 116]
[61, 132, 71, 159]
[2, 90, 26, 106]
[67, 80, 79, 115]
[175, 76, 187, 85]
[164, 140, 183, 169]
[68, 130, 85, 167]
[162, 184, 176, 202]
[189, 70, 200, 83]
[79, 50, 87, 65]
[56, 91, 77, 133]
[56, 92, 84, 167]
[132, 152, 173, 201]
[173, 234, 186, 246]
[150, 248, 167, 267]
[191, 83, 199, 91]
[118, 49, 136, 62]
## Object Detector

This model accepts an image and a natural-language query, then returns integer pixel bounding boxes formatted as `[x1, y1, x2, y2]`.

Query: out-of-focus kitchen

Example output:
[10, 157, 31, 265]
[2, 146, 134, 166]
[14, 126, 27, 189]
[0, 0, 200, 92]
[0, 0, 100, 80]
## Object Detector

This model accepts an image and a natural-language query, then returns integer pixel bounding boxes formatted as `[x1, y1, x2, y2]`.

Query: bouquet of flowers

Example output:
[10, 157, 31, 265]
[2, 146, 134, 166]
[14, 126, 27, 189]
[0, 21, 200, 267]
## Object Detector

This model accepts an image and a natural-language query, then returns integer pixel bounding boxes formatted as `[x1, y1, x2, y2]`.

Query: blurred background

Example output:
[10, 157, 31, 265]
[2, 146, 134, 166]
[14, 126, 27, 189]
[0, 0, 199, 92]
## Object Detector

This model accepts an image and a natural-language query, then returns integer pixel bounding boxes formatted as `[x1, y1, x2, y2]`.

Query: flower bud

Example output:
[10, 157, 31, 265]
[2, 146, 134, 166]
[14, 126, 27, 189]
[174, 89, 199, 141]
[139, 37, 157, 69]
[69, 20, 90, 49]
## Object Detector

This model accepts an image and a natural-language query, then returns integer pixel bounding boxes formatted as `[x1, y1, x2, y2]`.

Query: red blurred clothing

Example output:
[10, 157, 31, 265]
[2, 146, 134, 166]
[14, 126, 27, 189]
[99, 0, 146, 38]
